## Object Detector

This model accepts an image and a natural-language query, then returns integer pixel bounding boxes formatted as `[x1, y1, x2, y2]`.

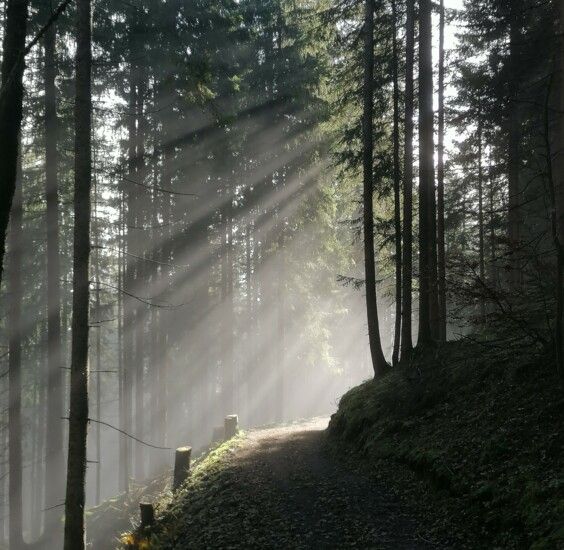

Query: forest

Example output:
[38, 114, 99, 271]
[0, 0, 563, 548]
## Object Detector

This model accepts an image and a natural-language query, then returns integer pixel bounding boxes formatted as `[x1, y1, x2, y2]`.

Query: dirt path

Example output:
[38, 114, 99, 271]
[166, 418, 443, 549]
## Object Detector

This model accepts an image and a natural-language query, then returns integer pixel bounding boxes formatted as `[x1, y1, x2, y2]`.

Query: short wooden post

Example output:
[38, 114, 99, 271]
[224, 414, 238, 439]
[173, 446, 192, 491]
[139, 502, 155, 528]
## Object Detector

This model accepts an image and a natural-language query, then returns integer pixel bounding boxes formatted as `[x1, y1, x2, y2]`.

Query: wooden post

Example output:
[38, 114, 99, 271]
[224, 414, 238, 439]
[139, 502, 154, 528]
[173, 446, 192, 491]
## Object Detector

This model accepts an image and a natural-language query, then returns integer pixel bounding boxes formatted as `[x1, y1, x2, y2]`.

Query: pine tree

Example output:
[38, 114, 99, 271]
[363, 0, 388, 377]
[63, 0, 92, 543]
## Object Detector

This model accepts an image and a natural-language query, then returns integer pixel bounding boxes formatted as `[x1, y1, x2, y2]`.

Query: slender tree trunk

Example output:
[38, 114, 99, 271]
[363, 0, 388, 376]
[276, 229, 285, 422]
[134, 75, 146, 482]
[417, 0, 436, 346]
[477, 120, 486, 323]
[43, 16, 65, 542]
[123, 52, 137, 493]
[221, 198, 235, 415]
[0, 0, 29, 288]
[63, 0, 91, 543]
[228, 208, 235, 414]
[400, 0, 415, 362]
[157, 137, 173, 450]
[508, 1, 522, 289]
[489, 157, 497, 287]
[244, 223, 253, 423]
[94, 178, 102, 504]
[551, 0, 564, 376]
[149, 131, 160, 475]
[118, 192, 127, 491]
[8, 160, 24, 550]
[391, 0, 402, 367]
[437, 0, 447, 341]
[33, 360, 46, 539]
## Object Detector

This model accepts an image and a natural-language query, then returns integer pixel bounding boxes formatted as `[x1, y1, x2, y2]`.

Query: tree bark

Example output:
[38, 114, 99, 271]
[417, 0, 436, 346]
[478, 120, 486, 323]
[363, 0, 388, 377]
[401, 0, 415, 362]
[508, 1, 522, 290]
[94, 178, 102, 504]
[118, 192, 128, 492]
[478, 119, 486, 323]
[8, 159, 24, 550]
[122, 45, 137, 492]
[0, 0, 29, 288]
[0, 0, 29, 294]
[437, 0, 447, 341]
[553, 0, 564, 377]
[134, 73, 146, 482]
[63, 0, 91, 544]
[391, 0, 402, 367]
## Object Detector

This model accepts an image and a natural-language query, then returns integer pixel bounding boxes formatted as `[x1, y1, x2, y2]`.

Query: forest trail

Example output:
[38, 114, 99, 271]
[164, 418, 442, 549]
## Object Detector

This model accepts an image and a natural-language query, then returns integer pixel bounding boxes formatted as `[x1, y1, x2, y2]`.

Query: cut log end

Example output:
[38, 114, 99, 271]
[173, 446, 192, 491]
[224, 414, 239, 439]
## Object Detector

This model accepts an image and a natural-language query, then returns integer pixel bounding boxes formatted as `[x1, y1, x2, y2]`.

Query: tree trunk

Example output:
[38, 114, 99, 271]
[0, 0, 29, 288]
[134, 74, 146, 482]
[400, 0, 415, 362]
[276, 229, 285, 422]
[363, 0, 388, 376]
[43, 16, 65, 543]
[391, 0, 402, 367]
[221, 197, 235, 415]
[553, 0, 564, 377]
[149, 130, 160, 476]
[244, 222, 253, 423]
[489, 159, 497, 286]
[94, 178, 102, 504]
[478, 120, 486, 323]
[122, 49, 137, 493]
[63, 0, 91, 544]
[8, 159, 24, 550]
[437, 0, 447, 341]
[508, 1, 522, 290]
[118, 192, 127, 491]
[417, 0, 436, 347]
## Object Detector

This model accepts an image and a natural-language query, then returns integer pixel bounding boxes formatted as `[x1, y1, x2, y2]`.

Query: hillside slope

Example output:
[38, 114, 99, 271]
[132, 420, 445, 549]
[328, 342, 564, 549]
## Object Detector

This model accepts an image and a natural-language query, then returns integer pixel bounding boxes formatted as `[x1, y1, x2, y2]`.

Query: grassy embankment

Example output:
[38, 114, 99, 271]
[328, 341, 564, 549]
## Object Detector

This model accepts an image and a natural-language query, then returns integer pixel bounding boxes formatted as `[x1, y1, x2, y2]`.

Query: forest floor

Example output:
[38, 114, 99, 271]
[143, 418, 444, 549]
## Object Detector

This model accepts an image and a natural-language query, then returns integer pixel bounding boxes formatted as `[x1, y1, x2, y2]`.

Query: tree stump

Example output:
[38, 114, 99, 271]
[139, 502, 155, 528]
[224, 414, 238, 439]
[173, 446, 192, 491]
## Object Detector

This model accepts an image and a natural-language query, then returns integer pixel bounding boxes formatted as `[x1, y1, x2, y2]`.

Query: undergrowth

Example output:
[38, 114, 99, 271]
[328, 341, 564, 549]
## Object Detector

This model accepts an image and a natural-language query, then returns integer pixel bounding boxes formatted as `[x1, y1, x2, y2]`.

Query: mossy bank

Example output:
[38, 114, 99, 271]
[328, 341, 564, 549]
